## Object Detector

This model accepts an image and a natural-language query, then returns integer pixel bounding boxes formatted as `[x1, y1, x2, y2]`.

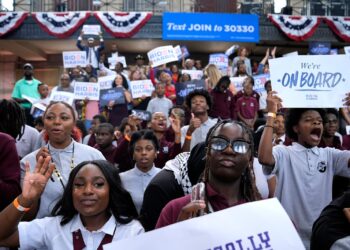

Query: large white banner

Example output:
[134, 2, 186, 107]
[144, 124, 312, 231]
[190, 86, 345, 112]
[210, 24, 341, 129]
[269, 55, 350, 108]
[104, 198, 305, 250]
[73, 82, 100, 101]
[50, 91, 75, 106]
[62, 51, 87, 68]
[147, 46, 178, 68]
[130, 80, 155, 98]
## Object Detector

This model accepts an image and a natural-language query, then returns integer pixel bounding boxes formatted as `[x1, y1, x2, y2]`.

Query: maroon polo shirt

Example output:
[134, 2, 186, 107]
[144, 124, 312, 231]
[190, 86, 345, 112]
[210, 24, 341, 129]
[94, 144, 117, 164]
[210, 90, 236, 120]
[235, 96, 259, 120]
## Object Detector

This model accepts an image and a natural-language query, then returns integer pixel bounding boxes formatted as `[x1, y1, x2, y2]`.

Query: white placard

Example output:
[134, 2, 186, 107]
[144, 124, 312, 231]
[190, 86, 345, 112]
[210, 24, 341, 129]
[130, 80, 155, 99]
[98, 75, 115, 90]
[181, 70, 203, 80]
[270, 55, 350, 108]
[108, 56, 127, 68]
[22, 94, 38, 104]
[50, 91, 75, 106]
[147, 46, 178, 68]
[282, 51, 299, 57]
[344, 46, 350, 55]
[346, 125, 350, 135]
[82, 25, 101, 35]
[174, 45, 182, 59]
[73, 82, 100, 101]
[104, 198, 305, 250]
[230, 76, 246, 93]
[62, 51, 87, 68]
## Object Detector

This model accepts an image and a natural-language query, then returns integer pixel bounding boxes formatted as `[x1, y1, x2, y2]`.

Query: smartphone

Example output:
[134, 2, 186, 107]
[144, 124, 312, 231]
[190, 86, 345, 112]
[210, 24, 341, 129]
[191, 182, 205, 216]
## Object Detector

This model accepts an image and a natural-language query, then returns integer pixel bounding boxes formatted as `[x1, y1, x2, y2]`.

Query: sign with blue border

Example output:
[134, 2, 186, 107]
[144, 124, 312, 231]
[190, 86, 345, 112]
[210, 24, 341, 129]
[162, 12, 259, 42]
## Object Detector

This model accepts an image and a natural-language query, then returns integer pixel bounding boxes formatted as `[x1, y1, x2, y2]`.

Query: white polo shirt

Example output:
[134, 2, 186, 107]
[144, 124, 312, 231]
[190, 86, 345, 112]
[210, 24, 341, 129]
[264, 143, 350, 249]
[18, 214, 144, 250]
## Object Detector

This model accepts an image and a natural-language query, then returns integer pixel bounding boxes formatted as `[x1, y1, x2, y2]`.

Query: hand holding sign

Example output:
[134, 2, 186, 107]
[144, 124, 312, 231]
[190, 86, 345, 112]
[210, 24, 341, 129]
[343, 92, 350, 106]
[266, 91, 283, 114]
[177, 200, 206, 222]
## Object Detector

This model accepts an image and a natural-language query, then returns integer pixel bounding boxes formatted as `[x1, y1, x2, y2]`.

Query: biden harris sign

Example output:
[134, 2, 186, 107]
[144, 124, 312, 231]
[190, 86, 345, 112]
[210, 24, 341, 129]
[162, 13, 259, 42]
[269, 55, 350, 108]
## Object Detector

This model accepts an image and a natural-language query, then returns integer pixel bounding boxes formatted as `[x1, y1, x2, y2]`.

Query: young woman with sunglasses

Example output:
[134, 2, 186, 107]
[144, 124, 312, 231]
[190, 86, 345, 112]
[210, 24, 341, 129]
[155, 120, 261, 228]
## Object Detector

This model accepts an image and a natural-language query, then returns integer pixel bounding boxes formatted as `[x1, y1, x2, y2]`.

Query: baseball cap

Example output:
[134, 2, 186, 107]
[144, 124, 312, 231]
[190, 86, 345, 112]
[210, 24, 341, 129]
[23, 63, 33, 69]
[135, 54, 145, 60]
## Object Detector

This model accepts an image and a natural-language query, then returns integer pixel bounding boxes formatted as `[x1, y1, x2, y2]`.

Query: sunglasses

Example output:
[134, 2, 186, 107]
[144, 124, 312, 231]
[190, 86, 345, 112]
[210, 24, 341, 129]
[210, 136, 251, 154]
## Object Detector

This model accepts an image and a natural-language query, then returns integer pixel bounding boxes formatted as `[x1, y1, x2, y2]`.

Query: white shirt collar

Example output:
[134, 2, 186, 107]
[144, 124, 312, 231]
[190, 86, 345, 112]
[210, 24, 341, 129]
[291, 142, 320, 156]
[70, 214, 116, 236]
[133, 164, 157, 176]
[48, 140, 74, 153]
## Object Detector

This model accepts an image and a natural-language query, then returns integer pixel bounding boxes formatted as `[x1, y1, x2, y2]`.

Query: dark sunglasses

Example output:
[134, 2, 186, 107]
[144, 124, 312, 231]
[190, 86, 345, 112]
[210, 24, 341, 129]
[210, 136, 251, 154]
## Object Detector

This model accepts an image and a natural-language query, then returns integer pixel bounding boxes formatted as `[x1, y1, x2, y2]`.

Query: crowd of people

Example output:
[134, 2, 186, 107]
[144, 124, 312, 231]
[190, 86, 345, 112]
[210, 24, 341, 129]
[1, 39, 350, 250]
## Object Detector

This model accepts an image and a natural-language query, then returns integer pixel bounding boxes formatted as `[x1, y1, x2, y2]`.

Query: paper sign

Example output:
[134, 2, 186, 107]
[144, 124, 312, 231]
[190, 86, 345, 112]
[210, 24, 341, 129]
[22, 94, 38, 104]
[31, 103, 46, 118]
[50, 91, 75, 106]
[175, 79, 205, 105]
[253, 74, 270, 94]
[344, 46, 350, 55]
[82, 25, 101, 35]
[73, 82, 100, 101]
[147, 46, 178, 68]
[130, 80, 155, 99]
[209, 53, 228, 75]
[346, 125, 350, 135]
[62, 51, 87, 68]
[181, 70, 203, 80]
[230, 76, 246, 93]
[282, 51, 298, 57]
[180, 45, 190, 58]
[269, 55, 350, 108]
[174, 45, 182, 59]
[99, 88, 125, 108]
[98, 75, 115, 90]
[131, 109, 152, 121]
[108, 56, 127, 68]
[104, 198, 305, 250]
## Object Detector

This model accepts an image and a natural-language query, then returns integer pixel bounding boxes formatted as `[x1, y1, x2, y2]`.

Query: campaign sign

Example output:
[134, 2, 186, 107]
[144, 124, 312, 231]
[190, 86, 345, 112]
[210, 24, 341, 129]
[50, 92, 75, 106]
[98, 75, 115, 90]
[99, 88, 125, 108]
[253, 74, 270, 94]
[108, 56, 127, 68]
[104, 198, 305, 250]
[74, 82, 100, 101]
[82, 25, 101, 35]
[130, 80, 155, 99]
[269, 55, 350, 108]
[174, 45, 182, 59]
[309, 42, 331, 55]
[209, 53, 228, 74]
[230, 76, 246, 93]
[147, 46, 178, 68]
[180, 45, 190, 58]
[132, 109, 152, 121]
[175, 79, 205, 105]
[181, 70, 203, 80]
[344, 46, 350, 55]
[163, 12, 259, 42]
[62, 51, 87, 68]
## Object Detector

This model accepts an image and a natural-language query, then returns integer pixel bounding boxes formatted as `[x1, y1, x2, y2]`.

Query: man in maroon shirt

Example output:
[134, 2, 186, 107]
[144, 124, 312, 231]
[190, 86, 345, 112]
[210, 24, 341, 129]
[94, 123, 117, 164]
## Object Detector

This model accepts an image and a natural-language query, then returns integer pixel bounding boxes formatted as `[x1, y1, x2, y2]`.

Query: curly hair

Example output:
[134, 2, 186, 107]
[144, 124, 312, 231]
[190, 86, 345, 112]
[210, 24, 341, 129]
[202, 119, 261, 202]
[52, 160, 138, 225]
[285, 108, 326, 141]
[185, 89, 212, 111]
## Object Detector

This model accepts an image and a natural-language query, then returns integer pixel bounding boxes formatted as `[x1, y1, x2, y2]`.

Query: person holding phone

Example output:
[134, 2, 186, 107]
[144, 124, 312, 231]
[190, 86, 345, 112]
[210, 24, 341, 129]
[156, 119, 261, 228]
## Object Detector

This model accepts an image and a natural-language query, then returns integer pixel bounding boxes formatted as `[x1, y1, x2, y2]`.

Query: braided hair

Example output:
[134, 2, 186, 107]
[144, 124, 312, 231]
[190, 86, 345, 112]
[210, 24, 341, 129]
[0, 99, 26, 139]
[202, 119, 261, 202]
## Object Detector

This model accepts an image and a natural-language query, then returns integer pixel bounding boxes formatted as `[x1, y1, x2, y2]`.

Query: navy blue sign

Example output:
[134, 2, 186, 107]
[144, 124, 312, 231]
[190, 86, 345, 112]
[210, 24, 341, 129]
[175, 79, 205, 105]
[309, 42, 331, 55]
[163, 12, 259, 42]
[99, 88, 125, 109]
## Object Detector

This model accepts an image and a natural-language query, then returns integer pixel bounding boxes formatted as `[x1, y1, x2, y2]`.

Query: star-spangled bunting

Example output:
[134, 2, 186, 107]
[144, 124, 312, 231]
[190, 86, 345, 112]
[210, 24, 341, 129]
[268, 14, 321, 41]
[32, 12, 89, 38]
[94, 12, 152, 38]
[0, 12, 28, 37]
[324, 16, 350, 42]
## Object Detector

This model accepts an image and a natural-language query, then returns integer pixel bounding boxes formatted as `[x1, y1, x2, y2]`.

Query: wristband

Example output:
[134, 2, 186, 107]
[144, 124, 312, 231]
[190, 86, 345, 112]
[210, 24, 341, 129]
[265, 125, 274, 129]
[267, 112, 276, 118]
[185, 135, 192, 140]
[13, 197, 30, 212]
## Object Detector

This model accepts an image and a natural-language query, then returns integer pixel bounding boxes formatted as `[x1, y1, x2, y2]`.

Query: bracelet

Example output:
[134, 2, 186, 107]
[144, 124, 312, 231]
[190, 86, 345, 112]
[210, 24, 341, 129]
[13, 197, 30, 212]
[265, 125, 274, 129]
[125, 134, 131, 142]
[185, 135, 192, 140]
[267, 112, 276, 118]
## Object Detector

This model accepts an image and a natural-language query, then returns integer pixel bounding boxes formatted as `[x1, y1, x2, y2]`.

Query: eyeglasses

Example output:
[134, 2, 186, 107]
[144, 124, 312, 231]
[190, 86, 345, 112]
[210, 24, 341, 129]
[210, 136, 251, 154]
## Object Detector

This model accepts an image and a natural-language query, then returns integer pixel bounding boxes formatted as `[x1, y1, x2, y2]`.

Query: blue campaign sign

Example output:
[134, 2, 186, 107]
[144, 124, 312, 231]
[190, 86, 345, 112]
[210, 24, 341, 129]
[162, 12, 259, 42]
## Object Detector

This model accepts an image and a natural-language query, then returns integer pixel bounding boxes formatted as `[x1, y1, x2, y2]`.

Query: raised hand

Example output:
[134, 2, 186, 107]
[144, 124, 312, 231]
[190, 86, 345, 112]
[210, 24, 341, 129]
[188, 113, 201, 134]
[271, 46, 277, 58]
[266, 91, 283, 113]
[177, 200, 206, 222]
[343, 93, 350, 106]
[35, 146, 51, 162]
[21, 156, 55, 208]
[170, 116, 181, 134]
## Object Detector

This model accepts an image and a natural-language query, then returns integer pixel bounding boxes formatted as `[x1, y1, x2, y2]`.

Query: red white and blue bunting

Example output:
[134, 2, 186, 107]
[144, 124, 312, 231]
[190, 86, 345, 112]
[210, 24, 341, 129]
[94, 12, 152, 38]
[268, 14, 321, 41]
[32, 12, 89, 38]
[0, 12, 28, 37]
[324, 17, 350, 42]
